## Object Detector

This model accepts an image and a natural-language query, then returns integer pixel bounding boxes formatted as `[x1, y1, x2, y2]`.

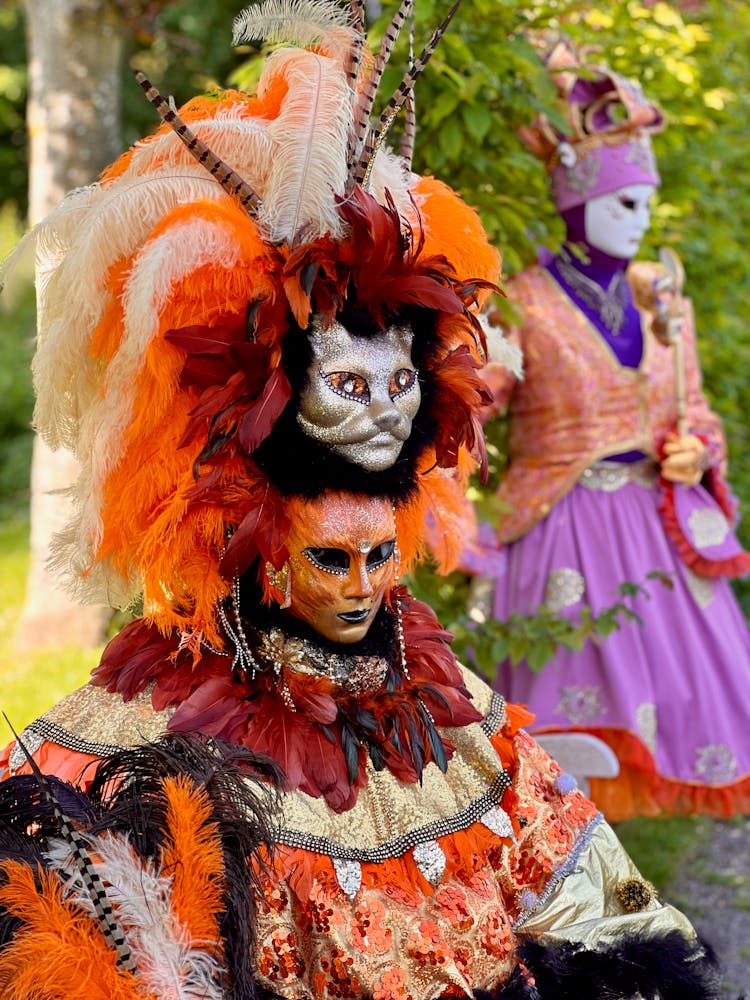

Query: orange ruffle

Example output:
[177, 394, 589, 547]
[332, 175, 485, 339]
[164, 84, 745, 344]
[657, 478, 750, 579]
[535, 726, 750, 822]
[0, 740, 99, 789]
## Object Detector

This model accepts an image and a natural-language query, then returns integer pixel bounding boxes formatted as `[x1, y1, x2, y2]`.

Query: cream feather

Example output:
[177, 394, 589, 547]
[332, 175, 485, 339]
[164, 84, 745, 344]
[233, 0, 351, 50]
[32, 170, 232, 451]
[479, 312, 524, 379]
[46, 834, 225, 1000]
[258, 48, 354, 243]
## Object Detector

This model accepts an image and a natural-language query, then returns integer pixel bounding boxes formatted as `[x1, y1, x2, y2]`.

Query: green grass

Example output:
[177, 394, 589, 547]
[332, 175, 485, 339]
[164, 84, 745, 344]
[0, 511, 99, 743]
[614, 815, 711, 891]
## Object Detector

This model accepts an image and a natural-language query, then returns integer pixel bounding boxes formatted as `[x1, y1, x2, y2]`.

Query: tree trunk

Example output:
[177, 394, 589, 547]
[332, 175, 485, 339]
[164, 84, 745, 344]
[17, 0, 124, 648]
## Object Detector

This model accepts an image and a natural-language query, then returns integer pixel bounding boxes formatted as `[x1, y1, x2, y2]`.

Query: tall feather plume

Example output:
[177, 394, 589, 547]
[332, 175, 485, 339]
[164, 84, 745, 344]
[343, 0, 367, 153]
[348, 0, 414, 183]
[356, 0, 463, 186]
[135, 72, 261, 213]
[258, 48, 354, 244]
[399, 13, 417, 166]
[1, 715, 136, 975]
[232, 0, 351, 49]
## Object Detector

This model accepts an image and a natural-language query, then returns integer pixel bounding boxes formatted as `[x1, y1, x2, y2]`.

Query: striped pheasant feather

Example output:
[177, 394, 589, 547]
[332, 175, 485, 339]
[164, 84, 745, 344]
[356, 0, 462, 185]
[135, 72, 261, 212]
[3, 714, 136, 974]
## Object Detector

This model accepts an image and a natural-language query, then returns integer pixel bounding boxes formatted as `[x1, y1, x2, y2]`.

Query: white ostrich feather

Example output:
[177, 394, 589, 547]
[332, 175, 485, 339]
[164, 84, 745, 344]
[366, 145, 417, 219]
[259, 48, 353, 243]
[125, 113, 274, 190]
[46, 833, 225, 1000]
[233, 0, 351, 50]
[32, 169, 232, 452]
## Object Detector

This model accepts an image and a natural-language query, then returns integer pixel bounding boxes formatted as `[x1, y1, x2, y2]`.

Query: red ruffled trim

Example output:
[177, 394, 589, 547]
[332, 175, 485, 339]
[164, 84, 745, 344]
[657, 478, 750, 579]
[91, 588, 482, 812]
[535, 725, 750, 822]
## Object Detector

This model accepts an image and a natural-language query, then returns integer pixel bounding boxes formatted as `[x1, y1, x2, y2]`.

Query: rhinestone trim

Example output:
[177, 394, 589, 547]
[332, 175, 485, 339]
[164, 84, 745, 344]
[481, 693, 507, 738]
[333, 857, 363, 899]
[479, 805, 515, 840]
[8, 718, 126, 774]
[413, 839, 446, 886]
[276, 770, 513, 862]
[512, 813, 604, 929]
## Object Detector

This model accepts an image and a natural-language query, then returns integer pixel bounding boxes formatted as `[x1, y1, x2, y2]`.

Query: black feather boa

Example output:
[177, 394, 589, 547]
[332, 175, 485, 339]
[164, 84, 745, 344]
[503, 929, 724, 999]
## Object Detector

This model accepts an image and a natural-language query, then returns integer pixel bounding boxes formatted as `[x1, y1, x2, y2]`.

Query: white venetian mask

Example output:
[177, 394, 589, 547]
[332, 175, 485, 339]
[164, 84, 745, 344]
[296, 319, 421, 473]
[584, 183, 656, 260]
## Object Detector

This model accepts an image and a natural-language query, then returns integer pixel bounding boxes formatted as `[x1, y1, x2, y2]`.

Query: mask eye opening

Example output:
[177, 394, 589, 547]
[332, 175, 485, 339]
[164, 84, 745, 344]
[389, 368, 417, 400]
[365, 538, 396, 572]
[303, 547, 350, 575]
[321, 370, 371, 404]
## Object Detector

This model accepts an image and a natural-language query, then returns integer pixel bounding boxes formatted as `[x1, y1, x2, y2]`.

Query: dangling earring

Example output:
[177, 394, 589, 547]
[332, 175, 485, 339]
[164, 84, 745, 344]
[217, 528, 261, 677]
[265, 560, 292, 609]
[391, 505, 410, 680]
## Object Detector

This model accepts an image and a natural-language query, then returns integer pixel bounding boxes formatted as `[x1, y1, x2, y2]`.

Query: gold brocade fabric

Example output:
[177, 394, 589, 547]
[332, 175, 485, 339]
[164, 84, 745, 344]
[253, 726, 603, 1000]
[274, 667, 502, 856]
[516, 820, 696, 948]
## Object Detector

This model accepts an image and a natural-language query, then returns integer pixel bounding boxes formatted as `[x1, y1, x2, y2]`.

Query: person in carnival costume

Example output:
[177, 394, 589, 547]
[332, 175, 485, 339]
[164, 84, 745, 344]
[474, 36, 750, 822]
[0, 5, 725, 998]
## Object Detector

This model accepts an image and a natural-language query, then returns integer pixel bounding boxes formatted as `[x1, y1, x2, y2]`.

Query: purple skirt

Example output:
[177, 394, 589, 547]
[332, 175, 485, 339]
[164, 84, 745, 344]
[490, 470, 750, 818]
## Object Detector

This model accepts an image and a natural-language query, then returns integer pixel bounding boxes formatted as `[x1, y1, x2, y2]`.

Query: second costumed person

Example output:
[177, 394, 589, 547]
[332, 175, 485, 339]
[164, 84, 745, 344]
[0, 3, 725, 997]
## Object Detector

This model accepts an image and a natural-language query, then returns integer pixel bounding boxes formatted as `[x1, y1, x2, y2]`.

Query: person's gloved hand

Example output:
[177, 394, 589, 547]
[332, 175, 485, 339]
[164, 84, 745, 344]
[660, 433, 710, 486]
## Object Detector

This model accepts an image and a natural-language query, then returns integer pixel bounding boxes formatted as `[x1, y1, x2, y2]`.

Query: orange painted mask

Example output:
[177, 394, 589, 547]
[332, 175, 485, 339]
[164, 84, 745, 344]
[281, 493, 397, 644]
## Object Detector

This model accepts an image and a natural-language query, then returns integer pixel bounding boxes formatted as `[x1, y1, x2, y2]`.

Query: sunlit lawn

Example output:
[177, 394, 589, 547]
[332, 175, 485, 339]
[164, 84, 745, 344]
[0, 509, 99, 743]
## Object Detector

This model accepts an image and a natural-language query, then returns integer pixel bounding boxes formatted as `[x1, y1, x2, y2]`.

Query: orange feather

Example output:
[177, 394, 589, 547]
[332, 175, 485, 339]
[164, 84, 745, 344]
[159, 775, 225, 952]
[0, 863, 148, 1000]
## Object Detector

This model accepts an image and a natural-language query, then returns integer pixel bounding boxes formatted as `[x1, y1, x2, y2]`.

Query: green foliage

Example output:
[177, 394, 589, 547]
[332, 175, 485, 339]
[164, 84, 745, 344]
[408, 563, 668, 678]
[0, 514, 98, 729]
[0, 5, 27, 212]
[615, 814, 710, 891]
[0, 205, 34, 519]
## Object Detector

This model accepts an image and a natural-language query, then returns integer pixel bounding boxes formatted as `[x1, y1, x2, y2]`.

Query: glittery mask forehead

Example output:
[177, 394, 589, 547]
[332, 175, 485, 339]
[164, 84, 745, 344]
[286, 492, 395, 555]
[307, 315, 415, 379]
[296, 316, 421, 473]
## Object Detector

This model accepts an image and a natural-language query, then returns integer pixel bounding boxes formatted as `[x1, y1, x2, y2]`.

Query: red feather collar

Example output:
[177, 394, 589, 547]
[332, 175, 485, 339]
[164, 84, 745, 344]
[92, 588, 482, 813]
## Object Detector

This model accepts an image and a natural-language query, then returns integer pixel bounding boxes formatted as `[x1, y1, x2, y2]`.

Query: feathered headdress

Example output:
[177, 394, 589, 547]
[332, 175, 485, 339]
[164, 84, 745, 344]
[26, 0, 501, 646]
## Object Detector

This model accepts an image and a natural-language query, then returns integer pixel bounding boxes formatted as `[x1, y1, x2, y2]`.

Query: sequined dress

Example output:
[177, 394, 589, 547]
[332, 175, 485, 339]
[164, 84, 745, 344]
[477, 264, 750, 821]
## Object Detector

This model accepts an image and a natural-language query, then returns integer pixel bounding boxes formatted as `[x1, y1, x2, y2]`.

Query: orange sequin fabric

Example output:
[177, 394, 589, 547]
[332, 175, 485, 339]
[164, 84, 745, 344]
[485, 267, 726, 542]
[253, 717, 599, 1000]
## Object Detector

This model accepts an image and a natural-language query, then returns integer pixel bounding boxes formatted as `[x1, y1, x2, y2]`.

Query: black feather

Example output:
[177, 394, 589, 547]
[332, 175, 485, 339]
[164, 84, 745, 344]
[516, 929, 723, 999]
[422, 706, 448, 773]
[340, 722, 361, 787]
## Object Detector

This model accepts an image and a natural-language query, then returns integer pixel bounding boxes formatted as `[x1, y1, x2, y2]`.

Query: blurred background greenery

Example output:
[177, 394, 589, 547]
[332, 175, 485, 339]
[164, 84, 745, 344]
[0, 0, 746, 887]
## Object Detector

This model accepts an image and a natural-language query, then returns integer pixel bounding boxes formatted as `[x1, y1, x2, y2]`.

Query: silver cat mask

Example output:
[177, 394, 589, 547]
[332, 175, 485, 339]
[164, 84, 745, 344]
[297, 320, 420, 472]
